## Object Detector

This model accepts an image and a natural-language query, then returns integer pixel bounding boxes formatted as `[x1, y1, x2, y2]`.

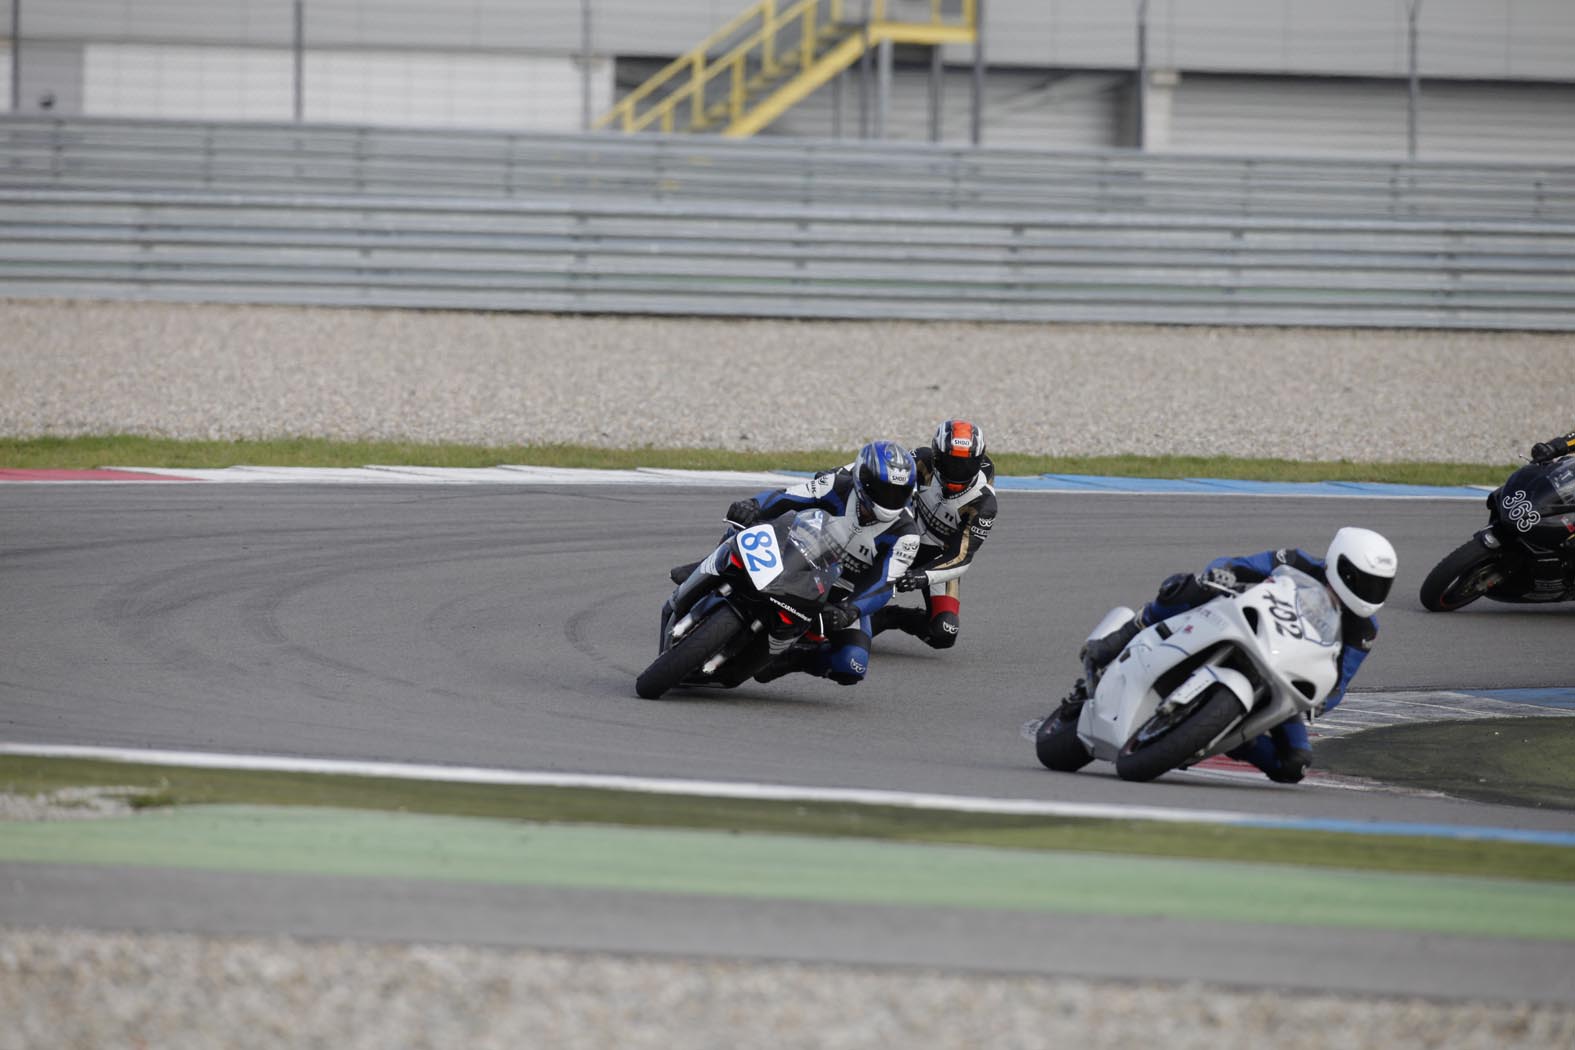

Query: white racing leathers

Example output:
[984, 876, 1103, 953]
[873, 448, 997, 648]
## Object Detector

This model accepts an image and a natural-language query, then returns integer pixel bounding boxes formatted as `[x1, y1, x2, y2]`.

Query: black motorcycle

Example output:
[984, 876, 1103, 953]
[636, 509, 849, 699]
[1419, 457, 1575, 611]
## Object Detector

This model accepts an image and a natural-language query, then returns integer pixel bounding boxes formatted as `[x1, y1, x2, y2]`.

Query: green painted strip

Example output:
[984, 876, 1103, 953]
[4, 805, 1573, 941]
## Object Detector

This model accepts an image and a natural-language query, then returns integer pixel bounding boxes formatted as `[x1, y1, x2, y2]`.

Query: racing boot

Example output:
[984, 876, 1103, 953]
[870, 605, 928, 638]
[1051, 677, 1090, 723]
[1078, 616, 1141, 680]
[669, 559, 703, 586]
[753, 646, 826, 684]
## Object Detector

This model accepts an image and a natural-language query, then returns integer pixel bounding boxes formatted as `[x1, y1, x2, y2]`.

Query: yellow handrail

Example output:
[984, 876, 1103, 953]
[594, 0, 776, 131]
[620, 0, 825, 134]
[597, 0, 977, 136]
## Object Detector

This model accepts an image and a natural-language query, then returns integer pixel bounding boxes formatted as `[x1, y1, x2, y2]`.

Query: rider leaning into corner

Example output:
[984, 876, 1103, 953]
[1069, 527, 1399, 784]
[1530, 429, 1575, 464]
[711, 440, 923, 686]
[870, 419, 998, 652]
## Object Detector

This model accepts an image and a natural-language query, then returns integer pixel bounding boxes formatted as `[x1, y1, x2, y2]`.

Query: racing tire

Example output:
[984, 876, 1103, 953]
[1418, 540, 1504, 612]
[1035, 710, 1093, 772]
[1114, 686, 1243, 783]
[635, 605, 746, 700]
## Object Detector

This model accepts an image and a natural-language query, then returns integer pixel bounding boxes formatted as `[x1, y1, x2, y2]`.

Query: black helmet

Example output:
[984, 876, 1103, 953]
[931, 419, 986, 495]
[852, 441, 917, 523]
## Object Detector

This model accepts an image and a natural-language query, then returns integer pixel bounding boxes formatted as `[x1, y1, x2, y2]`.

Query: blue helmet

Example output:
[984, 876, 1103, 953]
[852, 440, 917, 523]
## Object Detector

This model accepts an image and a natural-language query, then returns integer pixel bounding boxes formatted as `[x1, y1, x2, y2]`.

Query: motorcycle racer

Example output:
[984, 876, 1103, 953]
[1070, 527, 1397, 784]
[720, 440, 922, 686]
[871, 419, 998, 651]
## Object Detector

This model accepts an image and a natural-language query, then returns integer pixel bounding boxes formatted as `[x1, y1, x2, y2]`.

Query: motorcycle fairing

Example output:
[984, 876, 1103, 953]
[1078, 569, 1341, 766]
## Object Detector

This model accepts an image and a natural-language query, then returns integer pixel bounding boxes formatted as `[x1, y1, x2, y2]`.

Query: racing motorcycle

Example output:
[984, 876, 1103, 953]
[1035, 566, 1342, 782]
[1419, 457, 1575, 611]
[636, 509, 849, 699]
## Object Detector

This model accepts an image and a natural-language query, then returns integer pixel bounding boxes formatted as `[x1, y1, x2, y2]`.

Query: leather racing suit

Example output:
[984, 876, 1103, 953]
[739, 468, 922, 684]
[871, 448, 997, 649]
[1131, 547, 1379, 783]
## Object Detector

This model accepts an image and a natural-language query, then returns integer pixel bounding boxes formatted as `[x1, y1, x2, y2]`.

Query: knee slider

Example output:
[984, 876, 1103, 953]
[825, 642, 870, 685]
[1269, 748, 1313, 784]
[926, 611, 959, 649]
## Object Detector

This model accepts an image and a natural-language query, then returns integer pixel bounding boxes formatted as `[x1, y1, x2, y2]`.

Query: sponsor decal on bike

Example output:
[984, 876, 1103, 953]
[768, 596, 811, 622]
[1503, 489, 1541, 532]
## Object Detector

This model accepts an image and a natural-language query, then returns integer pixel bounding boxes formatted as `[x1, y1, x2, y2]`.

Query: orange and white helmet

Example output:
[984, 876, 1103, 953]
[931, 419, 986, 495]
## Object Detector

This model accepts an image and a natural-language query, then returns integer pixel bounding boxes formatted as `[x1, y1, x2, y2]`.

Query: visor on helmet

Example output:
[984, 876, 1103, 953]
[936, 452, 980, 488]
[858, 470, 913, 514]
[1334, 555, 1394, 606]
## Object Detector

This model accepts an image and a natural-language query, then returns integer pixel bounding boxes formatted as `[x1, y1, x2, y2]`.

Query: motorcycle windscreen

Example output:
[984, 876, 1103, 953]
[776, 509, 847, 600]
[1271, 565, 1342, 646]
[1497, 463, 1575, 549]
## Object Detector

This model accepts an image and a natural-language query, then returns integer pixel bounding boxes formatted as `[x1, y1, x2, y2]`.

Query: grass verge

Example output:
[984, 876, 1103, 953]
[3, 756, 1571, 884]
[1317, 716, 1575, 813]
[0, 435, 1511, 487]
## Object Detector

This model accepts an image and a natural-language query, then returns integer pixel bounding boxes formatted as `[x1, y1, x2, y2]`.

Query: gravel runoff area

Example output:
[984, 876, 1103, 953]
[4, 298, 1575, 463]
[2, 930, 1572, 1050]
[6, 296, 1575, 1045]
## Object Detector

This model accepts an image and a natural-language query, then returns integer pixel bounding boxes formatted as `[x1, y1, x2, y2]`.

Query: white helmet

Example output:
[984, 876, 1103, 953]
[1324, 527, 1397, 618]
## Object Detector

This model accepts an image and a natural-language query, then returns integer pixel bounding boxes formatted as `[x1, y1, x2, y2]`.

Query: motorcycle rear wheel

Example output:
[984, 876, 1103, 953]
[1035, 709, 1093, 772]
[636, 605, 746, 699]
[1115, 686, 1242, 783]
[1419, 539, 1504, 612]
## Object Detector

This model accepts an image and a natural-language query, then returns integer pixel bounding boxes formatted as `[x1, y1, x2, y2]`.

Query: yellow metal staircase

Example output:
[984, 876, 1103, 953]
[595, 0, 977, 138]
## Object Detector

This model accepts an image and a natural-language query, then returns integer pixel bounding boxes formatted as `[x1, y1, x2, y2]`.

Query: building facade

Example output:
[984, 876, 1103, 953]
[6, 0, 1573, 161]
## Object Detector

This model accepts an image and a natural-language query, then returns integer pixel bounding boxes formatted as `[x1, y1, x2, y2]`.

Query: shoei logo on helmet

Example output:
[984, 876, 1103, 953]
[883, 449, 912, 483]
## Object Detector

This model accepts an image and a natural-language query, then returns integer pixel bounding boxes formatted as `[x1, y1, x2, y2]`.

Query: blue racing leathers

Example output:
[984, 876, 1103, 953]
[1137, 547, 1379, 783]
[746, 468, 921, 684]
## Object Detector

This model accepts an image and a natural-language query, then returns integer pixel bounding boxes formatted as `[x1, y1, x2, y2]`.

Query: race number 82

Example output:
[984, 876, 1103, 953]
[739, 526, 777, 572]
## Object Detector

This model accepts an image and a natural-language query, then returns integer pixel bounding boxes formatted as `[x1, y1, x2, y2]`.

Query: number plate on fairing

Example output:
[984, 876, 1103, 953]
[737, 524, 784, 589]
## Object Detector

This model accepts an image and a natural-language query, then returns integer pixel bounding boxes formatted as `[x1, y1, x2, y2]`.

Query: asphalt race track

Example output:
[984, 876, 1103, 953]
[3, 482, 1575, 1001]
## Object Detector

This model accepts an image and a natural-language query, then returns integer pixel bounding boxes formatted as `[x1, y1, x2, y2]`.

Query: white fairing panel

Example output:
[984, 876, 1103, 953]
[1077, 569, 1341, 765]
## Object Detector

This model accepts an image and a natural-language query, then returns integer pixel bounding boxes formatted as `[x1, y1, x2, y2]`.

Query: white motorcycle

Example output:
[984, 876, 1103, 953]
[1035, 565, 1342, 782]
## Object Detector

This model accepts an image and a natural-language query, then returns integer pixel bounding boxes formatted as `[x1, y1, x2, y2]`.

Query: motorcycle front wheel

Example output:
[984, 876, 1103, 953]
[635, 605, 746, 699]
[1419, 539, 1505, 612]
[1115, 686, 1242, 783]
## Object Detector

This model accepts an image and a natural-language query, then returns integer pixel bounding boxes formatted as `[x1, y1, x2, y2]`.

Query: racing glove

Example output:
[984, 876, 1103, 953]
[726, 498, 761, 527]
[817, 602, 859, 635]
[1531, 433, 1575, 463]
[894, 571, 928, 593]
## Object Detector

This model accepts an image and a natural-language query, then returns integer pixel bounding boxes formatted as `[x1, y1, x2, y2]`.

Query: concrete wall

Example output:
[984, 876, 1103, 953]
[13, 1, 1575, 81]
[5, 1, 1574, 158]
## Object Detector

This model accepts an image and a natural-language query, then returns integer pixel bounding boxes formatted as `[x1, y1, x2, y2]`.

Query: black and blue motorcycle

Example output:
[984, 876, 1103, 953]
[1420, 457, 1575, 611]
[636, 509, 849, 699]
